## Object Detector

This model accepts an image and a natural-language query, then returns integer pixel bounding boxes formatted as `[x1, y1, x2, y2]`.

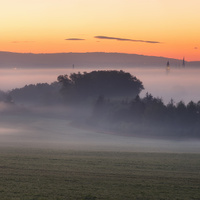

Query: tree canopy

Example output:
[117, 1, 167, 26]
[9, 82, 62, 105]
[57, 70, 144, 103]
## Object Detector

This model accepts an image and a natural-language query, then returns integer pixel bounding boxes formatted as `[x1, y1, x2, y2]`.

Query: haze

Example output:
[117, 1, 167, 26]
[1, 103, 200, 153]
[1, 67, 200, 104]
[1, 0, 200, 153]
[0, 67, 200, 153]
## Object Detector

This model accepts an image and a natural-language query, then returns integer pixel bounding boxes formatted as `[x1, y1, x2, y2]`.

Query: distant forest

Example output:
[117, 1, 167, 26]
[1, 70, 200, 139]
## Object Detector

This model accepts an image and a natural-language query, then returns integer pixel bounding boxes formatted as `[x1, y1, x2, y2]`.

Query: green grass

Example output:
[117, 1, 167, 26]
[0, 147, 200, 200]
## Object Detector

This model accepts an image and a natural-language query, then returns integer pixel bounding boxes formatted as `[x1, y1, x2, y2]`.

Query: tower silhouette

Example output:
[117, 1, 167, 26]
[182, 57, 185, 67]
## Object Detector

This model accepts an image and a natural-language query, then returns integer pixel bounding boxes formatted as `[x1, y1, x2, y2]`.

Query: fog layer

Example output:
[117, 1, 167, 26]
[1, 69, 200, 153]
[1, 67, 200, 104]
[1, 106, 200, 153]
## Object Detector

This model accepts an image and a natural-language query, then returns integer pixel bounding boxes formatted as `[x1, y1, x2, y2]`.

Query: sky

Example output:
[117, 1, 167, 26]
[0, 0, 200, 61]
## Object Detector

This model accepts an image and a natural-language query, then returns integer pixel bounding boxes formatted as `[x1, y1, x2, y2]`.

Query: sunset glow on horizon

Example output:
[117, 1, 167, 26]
[1, 0, 200, 61]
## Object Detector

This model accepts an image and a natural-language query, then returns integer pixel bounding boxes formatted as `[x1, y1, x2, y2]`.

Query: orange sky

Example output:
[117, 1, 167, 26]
[0, 0, 200, 61]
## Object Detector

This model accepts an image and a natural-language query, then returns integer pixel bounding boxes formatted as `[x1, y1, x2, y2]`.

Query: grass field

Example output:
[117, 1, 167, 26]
[0, 147, 200, 200]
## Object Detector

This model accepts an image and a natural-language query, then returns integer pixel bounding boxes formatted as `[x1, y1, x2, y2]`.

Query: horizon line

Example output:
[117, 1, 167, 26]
[0, 50, 199, 62]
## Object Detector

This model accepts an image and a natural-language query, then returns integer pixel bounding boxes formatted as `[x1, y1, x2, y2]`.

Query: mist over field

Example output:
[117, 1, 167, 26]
[2, 1, 200, 198]
[0, 104, 200, 153]
[0, 68, 200, 153]
[1, 65, 200, 200]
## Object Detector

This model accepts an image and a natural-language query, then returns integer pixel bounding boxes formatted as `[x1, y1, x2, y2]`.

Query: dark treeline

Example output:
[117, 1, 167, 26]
[57, 70, 143, 103]
[9, 82, 62, 105]
[89, 93, 200, 139]
[2, 70, 200, 139]
[8, 70, 143, 105]
[0, 90, 12, 103]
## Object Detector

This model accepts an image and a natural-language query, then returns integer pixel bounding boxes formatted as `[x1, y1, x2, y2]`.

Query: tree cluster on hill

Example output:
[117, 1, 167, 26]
[5, 70, 200, 139]
[9, 70, 143, 106]
[9, 82, 62, 105]
[89, 93, 200, 139]
[57, 70, 144, 103]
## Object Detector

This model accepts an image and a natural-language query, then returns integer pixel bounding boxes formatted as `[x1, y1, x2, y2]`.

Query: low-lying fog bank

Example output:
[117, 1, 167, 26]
[1, 69, 200, 153]
[0, 105, 200, 153]
[1, 67, 200, 104]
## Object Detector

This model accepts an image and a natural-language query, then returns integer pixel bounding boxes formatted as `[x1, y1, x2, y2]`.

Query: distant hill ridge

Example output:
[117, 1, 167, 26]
[0, 51, 199, 68]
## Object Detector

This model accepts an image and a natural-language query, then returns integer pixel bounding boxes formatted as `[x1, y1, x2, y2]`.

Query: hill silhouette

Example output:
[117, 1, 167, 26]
[0, 51, 198, 68]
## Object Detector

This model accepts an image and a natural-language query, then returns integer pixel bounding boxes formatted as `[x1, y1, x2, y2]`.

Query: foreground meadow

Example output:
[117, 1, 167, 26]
[0, 147, 200, 200]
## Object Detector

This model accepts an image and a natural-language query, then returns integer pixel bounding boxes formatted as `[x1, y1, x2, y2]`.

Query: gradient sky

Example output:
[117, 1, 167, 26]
[1, 0, 200, 61]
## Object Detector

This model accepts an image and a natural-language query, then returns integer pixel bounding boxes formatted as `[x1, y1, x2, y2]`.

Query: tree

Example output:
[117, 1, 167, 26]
[57, 70, 144, 103]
